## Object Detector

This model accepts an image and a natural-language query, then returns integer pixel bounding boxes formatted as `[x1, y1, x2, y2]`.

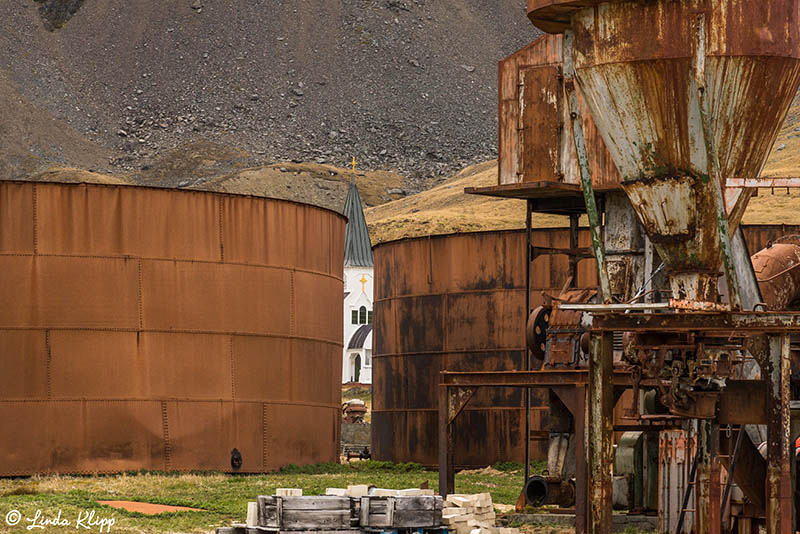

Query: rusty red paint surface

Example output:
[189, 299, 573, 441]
[0, 181, 345, 476]
[373, 230, 554, 468]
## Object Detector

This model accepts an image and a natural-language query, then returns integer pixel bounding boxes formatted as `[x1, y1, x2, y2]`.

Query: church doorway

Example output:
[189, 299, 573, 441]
[353, 354, 361, 383]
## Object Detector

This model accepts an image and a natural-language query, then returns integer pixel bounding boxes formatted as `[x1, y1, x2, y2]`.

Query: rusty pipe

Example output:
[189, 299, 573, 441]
[751, 237, 800, 310]
[524, 476, 575, 508]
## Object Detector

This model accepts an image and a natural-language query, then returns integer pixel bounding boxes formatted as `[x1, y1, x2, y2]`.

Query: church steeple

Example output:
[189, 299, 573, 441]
[343, 178, 374, 267]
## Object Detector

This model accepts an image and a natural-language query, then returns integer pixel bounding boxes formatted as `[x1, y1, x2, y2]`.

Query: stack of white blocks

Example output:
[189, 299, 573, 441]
[276, 488, 304, 497]
[442, 493, 518, 534]
[324, 486, 435, 497]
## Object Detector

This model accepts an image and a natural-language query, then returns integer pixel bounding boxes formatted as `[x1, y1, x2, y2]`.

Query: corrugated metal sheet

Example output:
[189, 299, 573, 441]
[498, 34, 622, 190]
[0, 181, 345, 475]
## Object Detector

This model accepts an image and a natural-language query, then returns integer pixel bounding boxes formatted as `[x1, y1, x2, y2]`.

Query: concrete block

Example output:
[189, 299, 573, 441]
[275, 488, 302, 497]
[246, 502, 258, 527]
[398, 488, 434, 496]
[448, 496, 473, 508]
[346, 484, 370, 497]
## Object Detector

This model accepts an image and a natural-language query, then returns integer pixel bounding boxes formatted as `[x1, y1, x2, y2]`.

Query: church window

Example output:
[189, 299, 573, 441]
[359, 306, 367, 324]
[367, 311, 373, 324]
[352, 310, 359, 324]
[365, 353, 372, 367]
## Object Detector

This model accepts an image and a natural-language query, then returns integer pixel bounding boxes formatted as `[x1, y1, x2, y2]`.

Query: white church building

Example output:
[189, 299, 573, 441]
[342, 179, 374, 384]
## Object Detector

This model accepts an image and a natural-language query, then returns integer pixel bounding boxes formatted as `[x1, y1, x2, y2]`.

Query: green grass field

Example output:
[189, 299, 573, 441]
[0, 462, 537, 534]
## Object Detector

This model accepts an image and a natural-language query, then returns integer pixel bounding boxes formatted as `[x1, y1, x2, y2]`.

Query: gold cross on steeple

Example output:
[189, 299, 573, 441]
[360, 274, 368, 293]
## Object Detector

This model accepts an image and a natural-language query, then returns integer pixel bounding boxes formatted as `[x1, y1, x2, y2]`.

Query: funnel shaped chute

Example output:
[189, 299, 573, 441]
[568, 0, 800, 300]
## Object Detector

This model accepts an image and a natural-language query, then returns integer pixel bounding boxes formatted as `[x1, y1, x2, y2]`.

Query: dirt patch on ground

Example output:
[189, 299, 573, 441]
[97, 501, 204, 515]
[0, 67, 114, 181]
[23, 167, 129, 185]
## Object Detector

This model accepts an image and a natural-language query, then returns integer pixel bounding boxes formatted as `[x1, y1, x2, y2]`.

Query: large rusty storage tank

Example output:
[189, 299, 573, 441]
[372, 229, 599, 468]
[373, 224, 799, 468]
[0, 181, 344, 475]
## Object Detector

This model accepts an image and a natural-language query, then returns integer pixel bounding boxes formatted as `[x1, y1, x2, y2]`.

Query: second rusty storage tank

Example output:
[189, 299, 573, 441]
[0, 181, 344, 475]
[372, 228, 599, 468]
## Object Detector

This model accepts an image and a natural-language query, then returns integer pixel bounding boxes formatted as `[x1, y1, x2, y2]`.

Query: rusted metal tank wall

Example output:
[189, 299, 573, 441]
[372, 229, 598, 468]
[373, 224, 798, 468]
[0, 181, 344, 475]
[741, 225, 800, 254]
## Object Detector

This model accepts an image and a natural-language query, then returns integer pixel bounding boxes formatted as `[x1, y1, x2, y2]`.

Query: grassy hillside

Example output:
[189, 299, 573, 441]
[366, 161, 568, 244]
[366, 107, 800, 243]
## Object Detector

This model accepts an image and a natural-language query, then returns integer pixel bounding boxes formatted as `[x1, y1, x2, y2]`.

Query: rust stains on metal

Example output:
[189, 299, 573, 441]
[0, 181, 345, 476]
[497, 34, 622, 191]
[752, 236, 800, 310]
[526, 0, 604, 34]
[373, 229, 605, 468]
[562, 0, 800, 301]
[668, 299, 729, 312]
[374, 225, 794, 468]
[587, 332, 613, 534]
[765, 334, 793, 534]
[373, 230, 551, 468]
[523, 475, 575, 507]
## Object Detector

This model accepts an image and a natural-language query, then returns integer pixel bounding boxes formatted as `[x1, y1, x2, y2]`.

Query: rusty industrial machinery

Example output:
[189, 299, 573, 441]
[376, 225, 797, 475]
[0, 181, 344, 475]
[438, 1, 800, 532]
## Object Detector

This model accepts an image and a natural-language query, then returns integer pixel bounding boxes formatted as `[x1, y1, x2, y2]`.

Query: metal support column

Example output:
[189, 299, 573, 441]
[766, 334, 792, 534]
[696, 420, 721, 534]
[569, 214, 579, 287]
[563, 30, 611, 304]
[588, 332, 613, 534]
[693, 12, 742, 310]
[438, 385, 455, 497]
[524, 200, 533, 485]
[575, 384, 588, 534]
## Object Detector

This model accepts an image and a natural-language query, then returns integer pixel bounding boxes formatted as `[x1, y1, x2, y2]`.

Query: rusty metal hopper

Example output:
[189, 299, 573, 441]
[534, 0, 800, 301]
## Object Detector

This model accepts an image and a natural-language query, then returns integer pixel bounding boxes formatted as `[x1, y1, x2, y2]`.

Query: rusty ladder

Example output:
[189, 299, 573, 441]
[675, 425, 745, 534]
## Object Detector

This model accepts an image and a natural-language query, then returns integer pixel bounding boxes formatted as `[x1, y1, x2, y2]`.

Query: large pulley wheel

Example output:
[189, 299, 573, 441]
[527, 306, 551, 359]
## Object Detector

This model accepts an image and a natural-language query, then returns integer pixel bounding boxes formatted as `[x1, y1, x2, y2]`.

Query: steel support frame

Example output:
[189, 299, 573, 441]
[766, 334, 793, 534]
[588, 311, 796, 532]
[525, 200, 533, 485]
[438, 379, 590, 533]
[588, 332, 614, 534]
[696, 420, 722, 534]
[437, 369, 775, 533]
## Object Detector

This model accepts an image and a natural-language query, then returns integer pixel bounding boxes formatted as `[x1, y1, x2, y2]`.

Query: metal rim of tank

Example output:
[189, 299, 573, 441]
[527, 0, 608, 33]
